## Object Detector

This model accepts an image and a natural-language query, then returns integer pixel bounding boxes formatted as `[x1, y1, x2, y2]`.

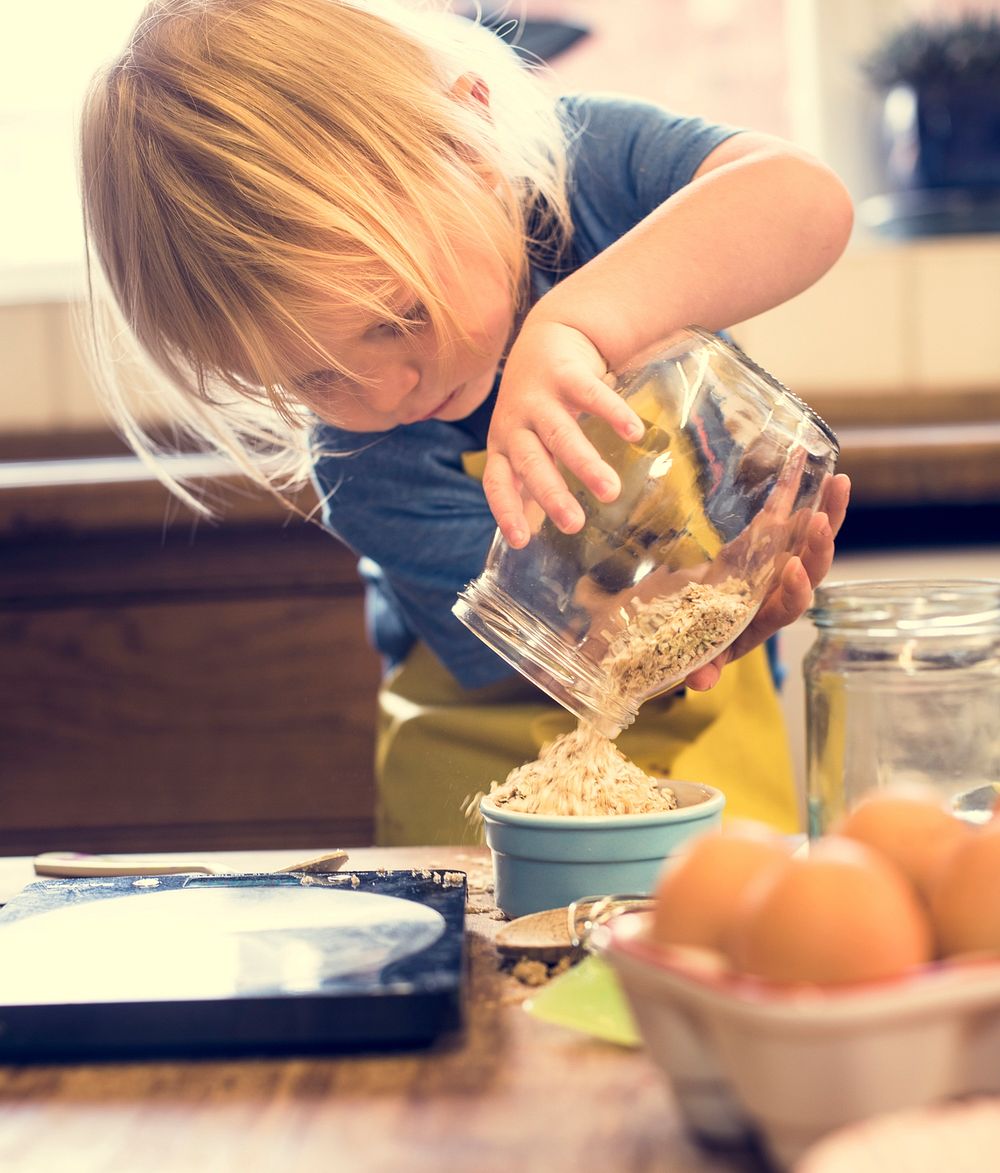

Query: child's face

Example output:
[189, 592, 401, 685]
[287, 246, 514, 432]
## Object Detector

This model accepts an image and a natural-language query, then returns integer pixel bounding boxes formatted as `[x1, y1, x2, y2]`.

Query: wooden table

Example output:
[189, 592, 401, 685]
[0, 847, 767, 1173]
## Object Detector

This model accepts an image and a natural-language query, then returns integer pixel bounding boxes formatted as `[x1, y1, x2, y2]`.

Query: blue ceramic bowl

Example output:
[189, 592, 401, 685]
[480, 780, 725, 919]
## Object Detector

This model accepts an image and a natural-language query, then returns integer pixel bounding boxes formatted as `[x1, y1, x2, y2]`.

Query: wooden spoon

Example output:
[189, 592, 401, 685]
[496, 907, 580, 963]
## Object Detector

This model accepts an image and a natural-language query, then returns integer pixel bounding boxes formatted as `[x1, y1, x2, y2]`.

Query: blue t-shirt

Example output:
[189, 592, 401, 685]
[311, 94, 740, 688]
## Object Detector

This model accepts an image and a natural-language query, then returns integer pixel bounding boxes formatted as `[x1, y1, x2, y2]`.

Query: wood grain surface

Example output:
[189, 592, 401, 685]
[0, 847, 766, 1173]
[805, 384, 1000, 507]
[1, 501, 380, 854]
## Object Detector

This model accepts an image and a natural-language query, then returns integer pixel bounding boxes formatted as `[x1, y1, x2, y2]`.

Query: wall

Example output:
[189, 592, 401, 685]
[732, 235, 1000, 398]
[2, 234, 998, 451]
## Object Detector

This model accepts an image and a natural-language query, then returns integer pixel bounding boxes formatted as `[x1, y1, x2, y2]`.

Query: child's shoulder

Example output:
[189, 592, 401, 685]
[558, 91, 737, 153]
[556, 93, 740, 258]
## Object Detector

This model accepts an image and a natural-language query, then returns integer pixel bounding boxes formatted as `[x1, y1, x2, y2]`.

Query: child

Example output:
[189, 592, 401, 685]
[80, 0, 852, 844]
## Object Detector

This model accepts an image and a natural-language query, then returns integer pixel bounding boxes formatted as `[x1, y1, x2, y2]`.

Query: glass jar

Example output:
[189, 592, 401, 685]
[805, 579, 1000, 835]
[453, 327, 840, 737]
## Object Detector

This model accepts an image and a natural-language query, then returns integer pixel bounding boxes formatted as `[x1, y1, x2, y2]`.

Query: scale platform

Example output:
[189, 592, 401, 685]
[0, 869, 466, 1061]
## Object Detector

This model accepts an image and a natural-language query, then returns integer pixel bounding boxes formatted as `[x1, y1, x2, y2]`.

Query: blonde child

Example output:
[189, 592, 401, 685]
[80, 0, 852, 844]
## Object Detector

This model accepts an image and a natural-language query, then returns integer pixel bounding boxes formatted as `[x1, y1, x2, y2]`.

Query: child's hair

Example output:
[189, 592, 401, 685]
[79, 0, 571, 513]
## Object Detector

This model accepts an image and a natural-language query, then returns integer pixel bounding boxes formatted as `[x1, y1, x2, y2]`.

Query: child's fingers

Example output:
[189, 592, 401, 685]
[532, 403, 623, 504]
[798, 511, 836, 589]
[774, 554, 814, 623]
[482, 452, 530, 548]
[756, 556, 811, 630]
[572, 376, 645, 443]
[684, 659, 724, 692]
[822, 473, 851, 537]
[741, 557, 812, 653]
[502, 428, 586, 535]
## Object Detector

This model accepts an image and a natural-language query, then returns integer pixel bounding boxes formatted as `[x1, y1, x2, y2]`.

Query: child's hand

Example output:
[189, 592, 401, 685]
[684, 474, 852, 691]
[483, 317, 644, 548]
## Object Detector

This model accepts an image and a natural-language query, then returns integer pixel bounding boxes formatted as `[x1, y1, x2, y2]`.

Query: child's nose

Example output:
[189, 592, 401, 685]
[370, 361, 421, 412]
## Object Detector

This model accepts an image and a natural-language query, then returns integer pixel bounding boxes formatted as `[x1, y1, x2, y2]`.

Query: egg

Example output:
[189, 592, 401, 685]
[929, 819, 1000, 957]
[728, 835, 934, 985]
[836, 787, 973, 904]
[649, 824, 792, 954]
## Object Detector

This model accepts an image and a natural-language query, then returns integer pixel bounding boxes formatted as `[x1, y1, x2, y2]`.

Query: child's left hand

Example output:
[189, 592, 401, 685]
[684, 473, 851, 690]
[483, 316, 645, 548]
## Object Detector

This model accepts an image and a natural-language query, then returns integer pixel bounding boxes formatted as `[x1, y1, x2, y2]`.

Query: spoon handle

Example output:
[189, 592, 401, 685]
[33, 849, 350, 879]
[33, 853, 216, 877]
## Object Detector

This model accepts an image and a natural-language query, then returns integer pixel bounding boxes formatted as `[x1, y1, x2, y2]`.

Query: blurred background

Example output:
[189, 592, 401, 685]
[1, 1, 997, 852]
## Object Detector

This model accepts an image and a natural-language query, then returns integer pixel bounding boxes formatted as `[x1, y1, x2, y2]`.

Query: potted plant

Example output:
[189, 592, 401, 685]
[861, 12, 1000, 233]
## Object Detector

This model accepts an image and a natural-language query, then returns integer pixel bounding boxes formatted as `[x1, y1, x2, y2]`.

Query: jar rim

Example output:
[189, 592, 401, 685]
[629, 326, 840, 456]
[808, 578, 1000, 632]
[711, 328, 841, 456]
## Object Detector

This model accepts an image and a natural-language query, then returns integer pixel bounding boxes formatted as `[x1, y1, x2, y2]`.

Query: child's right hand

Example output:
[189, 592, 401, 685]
[483, 315, 645, 548]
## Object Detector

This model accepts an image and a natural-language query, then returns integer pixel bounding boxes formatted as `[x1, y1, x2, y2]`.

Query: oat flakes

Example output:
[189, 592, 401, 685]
[486, 722, 676, 817]
[602, 580, 752, 700]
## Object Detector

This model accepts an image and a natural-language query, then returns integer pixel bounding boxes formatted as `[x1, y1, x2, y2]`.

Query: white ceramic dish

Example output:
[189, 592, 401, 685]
[480, 780, 724, 919]
[600, 912, 1000, 1170]
[797, 1097, 1000, 1172]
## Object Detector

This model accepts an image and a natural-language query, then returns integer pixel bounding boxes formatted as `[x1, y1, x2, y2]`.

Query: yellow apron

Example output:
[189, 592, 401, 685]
[374, 448, 799, 845]
[376, 639, 797, 845]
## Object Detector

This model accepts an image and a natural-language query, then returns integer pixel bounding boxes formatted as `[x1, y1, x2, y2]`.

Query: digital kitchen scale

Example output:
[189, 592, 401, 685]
[0, 870, 466, 1061]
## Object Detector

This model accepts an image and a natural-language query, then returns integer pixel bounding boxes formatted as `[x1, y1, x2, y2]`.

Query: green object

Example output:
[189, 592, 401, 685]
[523, 955, 640, 1048]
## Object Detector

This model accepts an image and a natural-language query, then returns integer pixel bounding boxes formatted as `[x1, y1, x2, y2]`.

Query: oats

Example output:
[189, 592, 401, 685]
[476, 581, 751, 820]
[486, 722, 676, 816]
[603, 580, 752, 700]
[509, 959, 551, 987]
[505, 954, 577, 986]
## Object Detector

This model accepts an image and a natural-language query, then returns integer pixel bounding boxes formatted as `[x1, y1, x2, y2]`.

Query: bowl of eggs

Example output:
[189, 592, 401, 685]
[597, 787, 1000, 1171]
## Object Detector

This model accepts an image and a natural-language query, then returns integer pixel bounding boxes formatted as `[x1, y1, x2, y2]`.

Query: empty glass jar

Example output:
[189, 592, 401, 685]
[453, 327, 840, 737]
[805, 579, 1000, 835]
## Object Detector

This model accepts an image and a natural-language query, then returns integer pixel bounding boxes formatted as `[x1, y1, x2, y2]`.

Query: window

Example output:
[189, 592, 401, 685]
[1, 2, 147, 302]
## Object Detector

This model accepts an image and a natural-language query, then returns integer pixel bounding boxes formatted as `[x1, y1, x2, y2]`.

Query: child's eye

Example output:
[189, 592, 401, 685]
[372, 302, 429, 338]
[295, 368, 347, 396]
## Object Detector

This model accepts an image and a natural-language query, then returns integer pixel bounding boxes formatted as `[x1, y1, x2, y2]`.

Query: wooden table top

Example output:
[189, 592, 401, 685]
[0, 846, 767, 1173]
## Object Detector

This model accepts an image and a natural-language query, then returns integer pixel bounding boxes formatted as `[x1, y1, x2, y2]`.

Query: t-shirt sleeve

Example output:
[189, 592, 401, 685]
[559, 93, 743, 263]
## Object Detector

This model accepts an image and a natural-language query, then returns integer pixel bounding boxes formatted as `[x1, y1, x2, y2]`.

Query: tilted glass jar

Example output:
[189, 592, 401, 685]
[805, 579, 1000, 836]
[453, 327, 840, 737]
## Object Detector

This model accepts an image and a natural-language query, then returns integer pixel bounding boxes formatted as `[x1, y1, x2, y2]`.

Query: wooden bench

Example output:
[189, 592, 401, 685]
[0, 455, 380, 855]
[807, 384, 1000, 508]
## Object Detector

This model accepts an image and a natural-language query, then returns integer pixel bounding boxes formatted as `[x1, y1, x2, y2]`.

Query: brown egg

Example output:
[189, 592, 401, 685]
[929, 820, 1000, 957]
[729, 835, 934, 985]
[650, 825, 792, 954]
[836, 787, 973, 903]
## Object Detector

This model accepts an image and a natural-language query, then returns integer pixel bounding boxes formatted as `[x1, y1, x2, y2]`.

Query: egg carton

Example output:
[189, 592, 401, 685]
[602, 913, 1000, 1170]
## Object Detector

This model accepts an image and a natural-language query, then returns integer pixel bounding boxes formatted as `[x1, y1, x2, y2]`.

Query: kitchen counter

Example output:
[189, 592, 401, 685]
[0, 846, 766, 1173]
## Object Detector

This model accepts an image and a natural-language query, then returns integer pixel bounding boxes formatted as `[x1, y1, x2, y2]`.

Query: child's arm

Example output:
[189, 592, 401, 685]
[483, 131, 854, 549]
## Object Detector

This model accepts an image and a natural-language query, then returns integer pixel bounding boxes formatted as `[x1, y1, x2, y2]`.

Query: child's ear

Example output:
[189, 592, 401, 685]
[447, 72, 499, 188]
[450, 72, 491, 113]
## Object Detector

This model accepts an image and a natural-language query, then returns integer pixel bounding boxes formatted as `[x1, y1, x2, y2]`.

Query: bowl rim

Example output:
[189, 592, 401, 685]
[479, 779, 724, 829]
[602, 910, 1000, 1019]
